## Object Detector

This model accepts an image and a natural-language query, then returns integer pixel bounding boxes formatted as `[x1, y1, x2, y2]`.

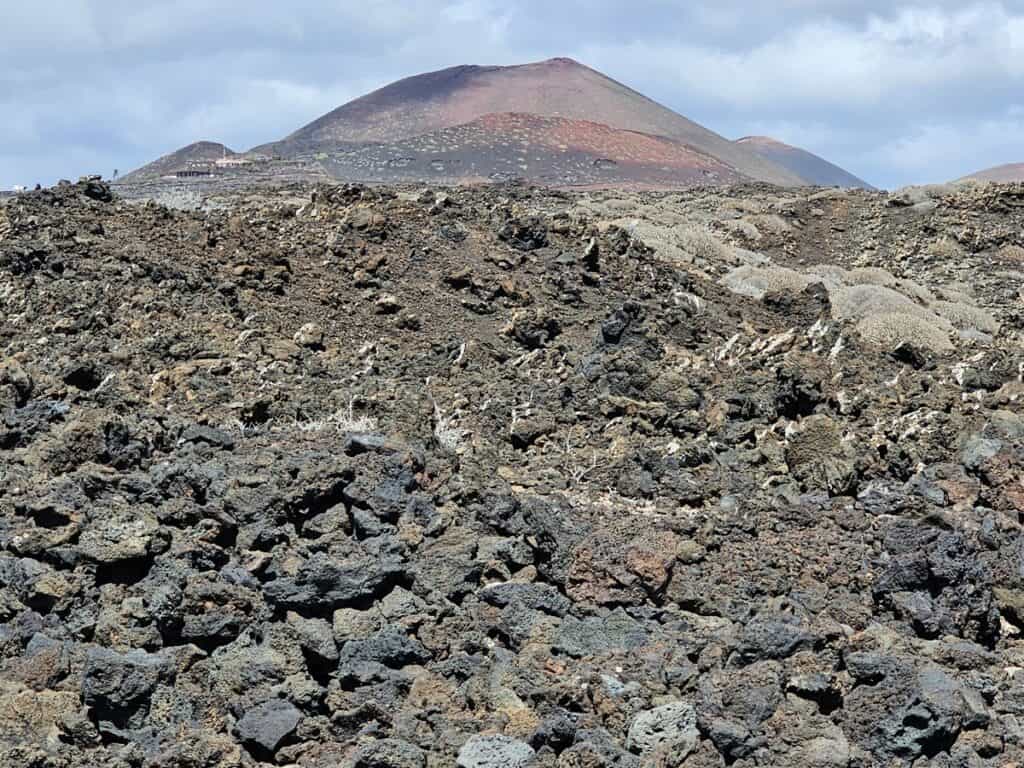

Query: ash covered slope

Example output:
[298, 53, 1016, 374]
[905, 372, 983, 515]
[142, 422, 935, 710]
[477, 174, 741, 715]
[120, 140, 237, 181]
[736, 135, 875, 189]
[1, 178, 1024, 767]
[961, 162, 1024, 183]
[323, 112, 746, 188]
[266, 57, 804, 186]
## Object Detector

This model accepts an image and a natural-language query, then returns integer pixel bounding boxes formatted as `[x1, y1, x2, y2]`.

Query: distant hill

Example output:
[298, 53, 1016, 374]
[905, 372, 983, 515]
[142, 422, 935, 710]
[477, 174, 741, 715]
[735, 136, 874, 189]
[261, 58, 803, 187]
[322, 112, 746, 188]
[120, 141, 236, 181]
[125, 58, 828, 189]
[959, 163, 1024, 183]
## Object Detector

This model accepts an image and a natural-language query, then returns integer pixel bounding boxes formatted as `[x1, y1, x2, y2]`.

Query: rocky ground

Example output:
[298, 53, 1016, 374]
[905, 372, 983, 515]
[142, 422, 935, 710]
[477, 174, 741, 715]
[1, 177, 1024, 768]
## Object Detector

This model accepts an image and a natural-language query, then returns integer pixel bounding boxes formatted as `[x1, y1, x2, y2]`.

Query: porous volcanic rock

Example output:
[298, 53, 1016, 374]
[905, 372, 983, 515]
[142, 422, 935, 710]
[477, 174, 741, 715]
[1, 177, 1023, 766]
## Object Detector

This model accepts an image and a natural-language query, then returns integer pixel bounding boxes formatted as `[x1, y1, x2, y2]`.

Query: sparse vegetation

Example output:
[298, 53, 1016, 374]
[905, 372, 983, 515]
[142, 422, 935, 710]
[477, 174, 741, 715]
[721, 252, 1000, 353]
[6, 174, 1023, 768]
[427, 384, 467, 453]
[720, 218, 762, 241]
[227, 419, 263, 438]
[806, 264, 850, 289]
[845, 266, 898, 286]
[935, 282, 976, 305]
[722, 264, 813, 299]
[289, 397, 379, 435]
[333, 397, 380, 433]
[139, 189, 204, 211]
[748, 213, 791, 235]
[830, 283, 935, 322]
[931, 300, 1000, 333]
[432, 405, 466, 453]
[894, 278, 935, 305]
[927, 236, 964, 260]
[998, 244, 1024, 262]
[676, 225, 736, 263]
[856, 311, 955, 352]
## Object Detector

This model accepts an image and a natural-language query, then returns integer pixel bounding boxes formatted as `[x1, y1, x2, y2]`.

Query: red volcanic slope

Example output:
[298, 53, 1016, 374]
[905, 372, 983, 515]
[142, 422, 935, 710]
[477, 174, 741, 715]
[323, 112, 746, 188]
[961, 163, 1024, 183]
[736, 136, 874, 189]
[323, 112, 749, 188]
[268, 58, 803, 186]
[476, 112, 737, 173]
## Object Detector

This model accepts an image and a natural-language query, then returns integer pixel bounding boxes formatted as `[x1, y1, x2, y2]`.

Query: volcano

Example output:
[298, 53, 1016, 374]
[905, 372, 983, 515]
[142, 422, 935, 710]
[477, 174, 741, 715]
[960, 163, 1024, 183]
[126, 58, 866, 189]
[735, 136, 874, 189]
[321, 112, 747, 188]
[261, 57, 804, 187]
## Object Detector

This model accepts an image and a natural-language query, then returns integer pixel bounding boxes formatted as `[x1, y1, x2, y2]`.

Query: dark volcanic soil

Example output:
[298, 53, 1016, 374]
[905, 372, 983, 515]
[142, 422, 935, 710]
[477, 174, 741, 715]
[1, 178, 1024, 767]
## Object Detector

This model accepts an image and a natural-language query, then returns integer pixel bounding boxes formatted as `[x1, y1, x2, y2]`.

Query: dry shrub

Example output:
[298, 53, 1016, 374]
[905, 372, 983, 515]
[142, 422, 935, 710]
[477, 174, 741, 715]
[806, 264, 850, 289]
[677, 225, 736, 264]
[573, 199, 628, 221]
[721, 219, 762, 241]
[732, 248, 772, 268]
[997, 244, 1024, 263]
[748, 214, 791, 235]
[934, 285, 976, 305]
[724, 199, 765, 215]
[648, 210, 689, 228]
[928, 237, 964, 260]
[856, 312, 955, 353]
[829, 284, 934, 322]
[892, 184, 957, 204]
[894, 278, 936, 305]
[603, 198, 638, 214]
[846, 267, 898, 287]
[931, 300, 1000, 334]
[619, 221, 691, 264]
[722, 265, 813, 300]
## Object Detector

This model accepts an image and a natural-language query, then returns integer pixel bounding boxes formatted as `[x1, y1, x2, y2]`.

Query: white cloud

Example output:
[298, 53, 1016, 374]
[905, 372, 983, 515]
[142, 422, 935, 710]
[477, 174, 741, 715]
[582, 2, 1024, 110]
[2, 3, 101, 53]
[867, 107, 1024, 183]
[0, 0, 1021, 188]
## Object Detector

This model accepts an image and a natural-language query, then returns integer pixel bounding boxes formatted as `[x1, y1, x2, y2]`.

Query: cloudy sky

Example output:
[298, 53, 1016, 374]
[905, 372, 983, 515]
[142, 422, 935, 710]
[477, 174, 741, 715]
[2, 1, 1022, 189]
